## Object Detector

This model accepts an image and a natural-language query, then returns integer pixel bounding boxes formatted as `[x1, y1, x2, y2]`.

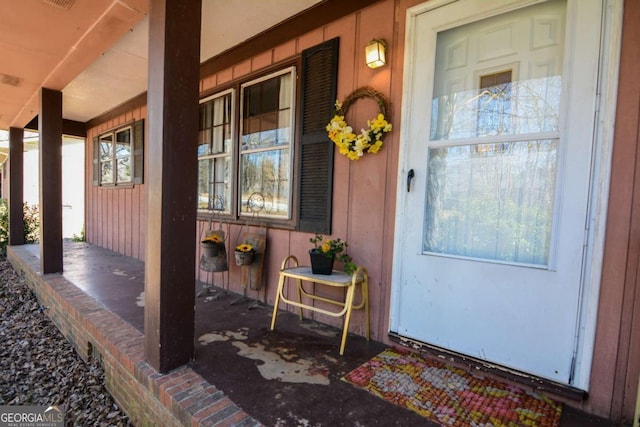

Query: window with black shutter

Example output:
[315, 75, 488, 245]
[196, 38, 339, 233]
[296, 38, 339, 234]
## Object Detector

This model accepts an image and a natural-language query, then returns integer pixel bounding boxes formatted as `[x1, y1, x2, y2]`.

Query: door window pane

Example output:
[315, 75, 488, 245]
[424, 140, 557, 265]
[430, 76, 561, 140]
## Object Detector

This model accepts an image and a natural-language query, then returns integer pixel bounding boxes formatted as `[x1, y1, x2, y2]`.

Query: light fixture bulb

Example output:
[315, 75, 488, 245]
[365, 39, 387, 69]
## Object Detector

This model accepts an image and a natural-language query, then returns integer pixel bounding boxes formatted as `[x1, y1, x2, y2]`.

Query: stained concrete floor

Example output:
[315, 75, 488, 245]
[16, 242, 621, 426]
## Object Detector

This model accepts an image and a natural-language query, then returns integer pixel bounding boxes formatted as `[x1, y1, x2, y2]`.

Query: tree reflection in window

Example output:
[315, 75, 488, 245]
[239, 70, 293, 219]
[477, 70, 512, 138]
[430, 75, 561, 140]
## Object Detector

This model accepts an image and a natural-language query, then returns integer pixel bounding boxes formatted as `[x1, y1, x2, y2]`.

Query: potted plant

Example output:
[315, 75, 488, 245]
[201, 234, 223, 257]
[309, 234, 356, 275]
[234, 243, 255, 266]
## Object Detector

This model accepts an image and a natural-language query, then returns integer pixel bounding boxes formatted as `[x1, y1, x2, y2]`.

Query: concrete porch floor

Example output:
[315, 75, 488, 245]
[7, 242, 618, 426]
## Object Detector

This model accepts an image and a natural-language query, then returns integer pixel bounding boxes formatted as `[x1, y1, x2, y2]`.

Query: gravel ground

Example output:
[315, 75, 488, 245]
[0, 259, 132, 426]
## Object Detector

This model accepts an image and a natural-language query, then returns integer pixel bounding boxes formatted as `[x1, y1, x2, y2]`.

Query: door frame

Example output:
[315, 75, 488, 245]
[390, 0, 623, 391]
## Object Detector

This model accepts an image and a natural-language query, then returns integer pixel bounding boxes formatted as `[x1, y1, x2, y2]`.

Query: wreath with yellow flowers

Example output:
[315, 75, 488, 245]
[326, 87, 392, 160]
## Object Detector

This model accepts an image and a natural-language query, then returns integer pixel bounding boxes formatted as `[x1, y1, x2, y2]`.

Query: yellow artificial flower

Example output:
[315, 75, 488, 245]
[326, 93, 392, 160]
[203, 234, 222, 244]
[368, 140, 383, 154]
[235, 243, 253, 252]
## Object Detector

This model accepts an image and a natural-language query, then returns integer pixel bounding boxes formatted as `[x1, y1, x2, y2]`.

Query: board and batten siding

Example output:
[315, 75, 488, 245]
[85, 105, 147, 261]
[85, 2, 397, 344]
[82, 0, 640, 422]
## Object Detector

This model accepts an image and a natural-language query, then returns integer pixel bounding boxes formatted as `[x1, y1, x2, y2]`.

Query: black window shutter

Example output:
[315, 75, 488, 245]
[296, 37, 339, 234]
[133, 119, 144, 184]
[92, 136, 100, 186]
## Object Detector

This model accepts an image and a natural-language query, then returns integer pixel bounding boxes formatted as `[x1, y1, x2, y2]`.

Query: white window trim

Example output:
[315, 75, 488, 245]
[238, 66, 297, 220]
[198, 88, 235, 214]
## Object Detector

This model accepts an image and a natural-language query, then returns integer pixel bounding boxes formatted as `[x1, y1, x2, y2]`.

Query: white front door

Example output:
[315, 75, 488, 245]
[391, 0, 604, 384]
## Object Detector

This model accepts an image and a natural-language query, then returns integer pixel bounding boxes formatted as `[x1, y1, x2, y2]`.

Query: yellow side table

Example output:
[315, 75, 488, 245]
[270, 255, 370, 355]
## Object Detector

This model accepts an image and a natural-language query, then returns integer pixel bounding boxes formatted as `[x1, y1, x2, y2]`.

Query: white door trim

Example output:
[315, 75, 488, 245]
[571, 0, 624, 390]
[390, 0, 623, 390]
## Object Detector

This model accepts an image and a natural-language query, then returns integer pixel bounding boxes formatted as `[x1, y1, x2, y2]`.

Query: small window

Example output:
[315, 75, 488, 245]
[100, 127, 131, 185]
[93, 120, 144, 187]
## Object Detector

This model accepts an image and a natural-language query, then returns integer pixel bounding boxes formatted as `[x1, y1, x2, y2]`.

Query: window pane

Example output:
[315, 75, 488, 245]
[198, 159, 210, 210]
[240, 148, 290, 218]
[198, 129, 211, 156]
[198, 157, 231, 213]
[212, 157, 231, 213]
[100, 134, 113, 161]
[101, 160, 113, 184]
[278, 110, 291, 144]
[200, 102, 212, 129]
[430, 76, 562, 140]
[223, 123, 232, 152]
[117, 157, 131, 183]
[200, 93, 232, 157]
[113, 128, 132, 183]
[115, 129, 131, 158]
[260, 78, 279, 113]
[241, 71, 293, 150]
[424, 140, 557, 265]
[212, 126, 224, 154]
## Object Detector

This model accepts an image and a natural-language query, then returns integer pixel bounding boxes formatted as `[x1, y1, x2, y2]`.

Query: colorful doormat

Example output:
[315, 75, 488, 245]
[342, 348, 562, 427]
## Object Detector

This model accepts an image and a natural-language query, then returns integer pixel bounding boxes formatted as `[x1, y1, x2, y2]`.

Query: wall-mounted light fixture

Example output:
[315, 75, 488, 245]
[365, 39, 387, 69]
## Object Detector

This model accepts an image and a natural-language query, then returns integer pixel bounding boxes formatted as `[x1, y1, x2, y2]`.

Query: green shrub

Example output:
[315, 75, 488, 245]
[0, 199, 40, 256]
[72, 227, 85, 242]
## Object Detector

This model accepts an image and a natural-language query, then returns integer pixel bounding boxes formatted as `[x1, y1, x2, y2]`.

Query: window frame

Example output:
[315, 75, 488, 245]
[98, 125, 132, 187]
[238, 66, 297, 220]
[196, 37, 339, 234]
[197, 65, 299, 226]
[93, 119, 144, 188]
[198, 88, 235, 214]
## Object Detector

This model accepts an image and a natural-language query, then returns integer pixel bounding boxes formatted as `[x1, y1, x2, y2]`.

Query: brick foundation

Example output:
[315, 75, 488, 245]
[7, 246, 260, 427]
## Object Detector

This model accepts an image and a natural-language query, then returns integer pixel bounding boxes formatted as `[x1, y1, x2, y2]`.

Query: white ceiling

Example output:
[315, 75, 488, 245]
[62, 0, 323, 123]
[0, 0, 322, 129]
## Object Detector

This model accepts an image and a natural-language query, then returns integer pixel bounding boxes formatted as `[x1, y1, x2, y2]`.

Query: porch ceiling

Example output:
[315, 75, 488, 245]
[0, 0, 322, 131]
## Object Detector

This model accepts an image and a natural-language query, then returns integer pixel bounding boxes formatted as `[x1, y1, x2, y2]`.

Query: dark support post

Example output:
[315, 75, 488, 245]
[144, 0, 201, 372]
[8, 127, 24, 246]
[39, 88, 63, 274]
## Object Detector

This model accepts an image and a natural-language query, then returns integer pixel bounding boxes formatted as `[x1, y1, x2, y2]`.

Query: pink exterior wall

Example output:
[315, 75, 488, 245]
[84, 0, 640, 422]
[85, 105, 147, 261]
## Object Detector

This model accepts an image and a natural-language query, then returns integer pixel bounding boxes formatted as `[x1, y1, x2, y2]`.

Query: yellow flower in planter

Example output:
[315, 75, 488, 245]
[202, 234, 222, 244]
[235, 243, 254, 253]
[309, 234, 356, 274]
[234, 243, 255, 266]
